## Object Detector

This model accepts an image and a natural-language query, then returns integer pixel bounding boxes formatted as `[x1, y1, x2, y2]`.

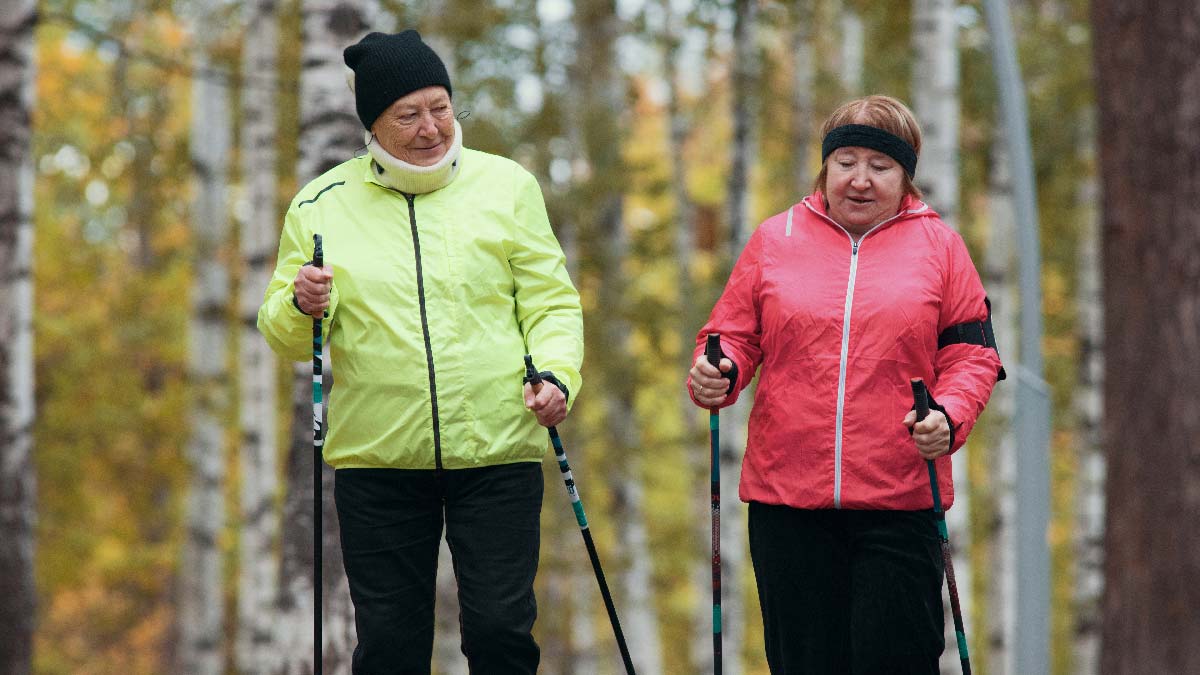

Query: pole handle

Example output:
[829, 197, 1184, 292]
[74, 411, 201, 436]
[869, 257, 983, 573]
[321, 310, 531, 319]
[705, 333, 724, 367]
[313, 233, 323, 268]
[911, 378, 929, 421]
[523, 354, 543, 386]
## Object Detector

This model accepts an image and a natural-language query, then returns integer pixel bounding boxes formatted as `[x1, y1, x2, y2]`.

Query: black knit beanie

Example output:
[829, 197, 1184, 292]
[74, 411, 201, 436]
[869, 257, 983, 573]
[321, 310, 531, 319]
[343, 30, 453, 130]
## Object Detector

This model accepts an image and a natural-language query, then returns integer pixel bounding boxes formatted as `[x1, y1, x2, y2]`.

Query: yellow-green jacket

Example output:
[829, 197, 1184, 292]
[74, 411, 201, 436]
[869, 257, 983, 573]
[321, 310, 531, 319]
[258, 149, 584, 470]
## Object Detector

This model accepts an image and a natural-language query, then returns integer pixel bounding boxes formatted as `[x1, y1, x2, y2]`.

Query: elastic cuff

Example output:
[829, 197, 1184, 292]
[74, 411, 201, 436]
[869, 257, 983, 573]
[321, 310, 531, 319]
[537, 371, 570, 405]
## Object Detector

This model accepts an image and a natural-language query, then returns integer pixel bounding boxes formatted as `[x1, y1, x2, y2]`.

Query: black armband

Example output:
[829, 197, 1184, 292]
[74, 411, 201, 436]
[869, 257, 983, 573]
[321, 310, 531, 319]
[938, 297, 1006, 381]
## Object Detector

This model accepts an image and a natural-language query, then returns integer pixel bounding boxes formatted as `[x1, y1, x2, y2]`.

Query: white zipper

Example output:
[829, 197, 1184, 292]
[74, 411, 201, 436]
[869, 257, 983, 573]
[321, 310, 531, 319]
[803, 199, 926, 507]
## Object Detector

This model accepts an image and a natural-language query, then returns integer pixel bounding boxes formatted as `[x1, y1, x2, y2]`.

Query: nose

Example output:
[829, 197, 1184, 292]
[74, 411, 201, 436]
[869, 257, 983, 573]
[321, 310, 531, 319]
[849, 166, 870, 189]
[416, 111, 440, 137]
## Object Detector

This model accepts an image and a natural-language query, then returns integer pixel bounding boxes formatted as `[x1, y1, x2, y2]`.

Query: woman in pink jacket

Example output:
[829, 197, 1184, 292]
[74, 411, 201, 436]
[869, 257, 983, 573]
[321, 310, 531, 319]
[689, 95, 1003, 674]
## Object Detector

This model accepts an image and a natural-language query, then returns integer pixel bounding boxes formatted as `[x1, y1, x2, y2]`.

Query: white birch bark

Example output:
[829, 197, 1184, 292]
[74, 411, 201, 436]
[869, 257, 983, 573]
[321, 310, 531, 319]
[839, 9, 864, 95]
[0, 3, 37, 672]
[983, 134, 1018, 675]
[791, 0, 815, 194]
[713, 3, 757, 672]
[179, 18, 232, 675]
[237, 1, 282, 672]
[910, 3, 969, 671]
[570, 563, 600, 675]
[1072, 128, 1104, 675]
[572, 2, 664, 671]
[278, 3, 377, 673]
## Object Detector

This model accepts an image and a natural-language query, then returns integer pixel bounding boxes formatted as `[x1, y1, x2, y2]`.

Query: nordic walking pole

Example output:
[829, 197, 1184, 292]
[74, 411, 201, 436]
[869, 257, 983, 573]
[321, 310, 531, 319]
[705, 333, 724, 675]
[312, 234, 325, 675]
[523, 355, 637, 675]
[911, 378, 972, 675]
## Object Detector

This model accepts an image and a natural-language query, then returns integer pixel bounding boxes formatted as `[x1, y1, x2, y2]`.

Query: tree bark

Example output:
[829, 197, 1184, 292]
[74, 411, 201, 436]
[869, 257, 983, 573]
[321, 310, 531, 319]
[715, 3, 758, 672]
[983, 132, 1018, 675]
[1093, 2, 1200, 673]
[0, 3, 37, 673]
[572, 1, 665, 671]
[790, 0, 815, 195]
[278, 2, 375, 673]
[237, 1, 283, 672]
[178, 17, 232, 675]
[910, 4, 970, 671]
[1072, 126, 1104, 675]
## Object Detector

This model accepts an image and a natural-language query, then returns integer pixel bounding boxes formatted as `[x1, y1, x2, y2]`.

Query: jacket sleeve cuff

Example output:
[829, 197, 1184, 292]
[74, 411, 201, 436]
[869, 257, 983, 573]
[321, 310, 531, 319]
[538, 370, 570, 405]
[927, 392, 957, 454]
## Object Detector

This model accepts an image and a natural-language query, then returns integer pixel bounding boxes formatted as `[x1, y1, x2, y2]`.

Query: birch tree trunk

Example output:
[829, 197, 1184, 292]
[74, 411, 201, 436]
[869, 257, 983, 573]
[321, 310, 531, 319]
[839, 8, 864, 95]
[716, 2, 758, 672]
[1072, 129, 1104, 675]
[237, 1, 282, 672]
[179, 19, 232, 675]
[791, 0, 815, 195]
[910, 3, 969, 671]
[0, 3, 37, 672]
[983, 132, 1017, 675]
[278, 3, 375, 673]
[573, 2, 664, 672]
[1093, 2, 1200, 672]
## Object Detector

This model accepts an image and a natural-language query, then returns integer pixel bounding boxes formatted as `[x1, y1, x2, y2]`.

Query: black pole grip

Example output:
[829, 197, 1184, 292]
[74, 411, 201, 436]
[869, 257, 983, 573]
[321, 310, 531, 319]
[705, 333, 723, 367]
[523, 354, 543, 386]
[911, 378, 929, 421]
[313, 234, 323, 268]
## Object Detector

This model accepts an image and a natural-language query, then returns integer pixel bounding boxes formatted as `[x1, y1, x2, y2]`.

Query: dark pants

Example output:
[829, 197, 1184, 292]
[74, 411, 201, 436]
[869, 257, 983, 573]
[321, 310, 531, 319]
[334, 462, 544, 675]
[748, 502, 945, 675]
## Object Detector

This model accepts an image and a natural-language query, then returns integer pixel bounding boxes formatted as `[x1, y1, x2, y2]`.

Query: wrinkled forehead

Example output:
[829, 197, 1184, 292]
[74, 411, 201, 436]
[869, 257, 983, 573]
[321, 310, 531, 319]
[387, 86, 452, 111]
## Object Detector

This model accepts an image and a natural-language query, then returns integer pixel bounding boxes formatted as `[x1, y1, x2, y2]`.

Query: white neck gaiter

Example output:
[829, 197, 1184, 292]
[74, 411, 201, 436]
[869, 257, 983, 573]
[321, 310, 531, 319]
[365, 119, 464, 194]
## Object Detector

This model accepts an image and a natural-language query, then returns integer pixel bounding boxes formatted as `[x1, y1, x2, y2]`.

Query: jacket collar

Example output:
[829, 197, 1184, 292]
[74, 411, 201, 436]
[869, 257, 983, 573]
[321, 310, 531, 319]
[364, 119, 463, 195]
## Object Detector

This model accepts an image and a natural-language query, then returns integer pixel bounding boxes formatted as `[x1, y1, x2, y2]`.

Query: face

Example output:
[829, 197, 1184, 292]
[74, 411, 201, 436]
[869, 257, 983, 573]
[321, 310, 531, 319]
[370, 86, 455, 166]
[823, 146, 906, 235]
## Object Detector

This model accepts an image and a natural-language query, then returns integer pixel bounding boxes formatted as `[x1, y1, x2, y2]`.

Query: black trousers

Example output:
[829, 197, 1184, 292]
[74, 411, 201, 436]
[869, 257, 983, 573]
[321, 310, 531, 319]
[334, 462, 544, 675]
[748, 502, 945, 675]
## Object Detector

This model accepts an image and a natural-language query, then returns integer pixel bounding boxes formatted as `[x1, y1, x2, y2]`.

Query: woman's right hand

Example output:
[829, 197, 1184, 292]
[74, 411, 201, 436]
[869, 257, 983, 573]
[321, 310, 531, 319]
[293, 264, 333, 317]
[689, 353, 734, 408]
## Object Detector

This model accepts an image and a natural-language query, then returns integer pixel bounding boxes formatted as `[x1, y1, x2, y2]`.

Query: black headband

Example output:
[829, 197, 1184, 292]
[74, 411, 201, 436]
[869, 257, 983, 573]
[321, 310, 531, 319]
[821, 124, 918, 178]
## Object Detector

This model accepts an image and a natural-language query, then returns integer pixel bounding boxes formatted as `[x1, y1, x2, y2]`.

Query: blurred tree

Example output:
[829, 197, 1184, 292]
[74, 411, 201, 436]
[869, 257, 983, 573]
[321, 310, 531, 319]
[1093, 1, 1200, 673]
[236, 0, 283, 671]
[911, 3, 973, 671]
[715, 1, 758, 672]
[1071, 120, 1103, 675]
[0, 1, 37, 673]
[177, 2, 233, 672]
[276, 2, 377, 673]
[570, 0, 665, 671]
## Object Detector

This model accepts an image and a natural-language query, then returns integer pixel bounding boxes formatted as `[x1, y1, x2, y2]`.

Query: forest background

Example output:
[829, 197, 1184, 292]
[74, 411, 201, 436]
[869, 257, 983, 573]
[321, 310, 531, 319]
[1, 0, 1196, 674]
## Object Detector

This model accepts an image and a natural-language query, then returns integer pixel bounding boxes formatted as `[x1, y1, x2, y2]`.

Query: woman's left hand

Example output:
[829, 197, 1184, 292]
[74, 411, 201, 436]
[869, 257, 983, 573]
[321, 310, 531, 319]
[903, 408, 951, 460]
[524, 381, 567, 427]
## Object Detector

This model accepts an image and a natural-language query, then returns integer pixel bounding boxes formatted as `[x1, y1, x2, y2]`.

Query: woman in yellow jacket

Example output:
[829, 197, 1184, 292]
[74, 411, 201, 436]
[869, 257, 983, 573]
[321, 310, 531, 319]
[258, 30, 583, 674]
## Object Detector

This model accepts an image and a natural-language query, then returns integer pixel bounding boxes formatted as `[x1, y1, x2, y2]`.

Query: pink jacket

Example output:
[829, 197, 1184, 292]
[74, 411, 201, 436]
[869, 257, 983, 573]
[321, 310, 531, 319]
[692, 193, 1002, 511]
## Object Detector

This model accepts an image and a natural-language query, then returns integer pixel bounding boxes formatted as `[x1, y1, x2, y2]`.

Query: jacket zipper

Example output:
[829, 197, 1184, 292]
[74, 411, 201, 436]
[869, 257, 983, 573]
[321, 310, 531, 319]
[804, 200, 925, 507]
[404, 193, 443, 471]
